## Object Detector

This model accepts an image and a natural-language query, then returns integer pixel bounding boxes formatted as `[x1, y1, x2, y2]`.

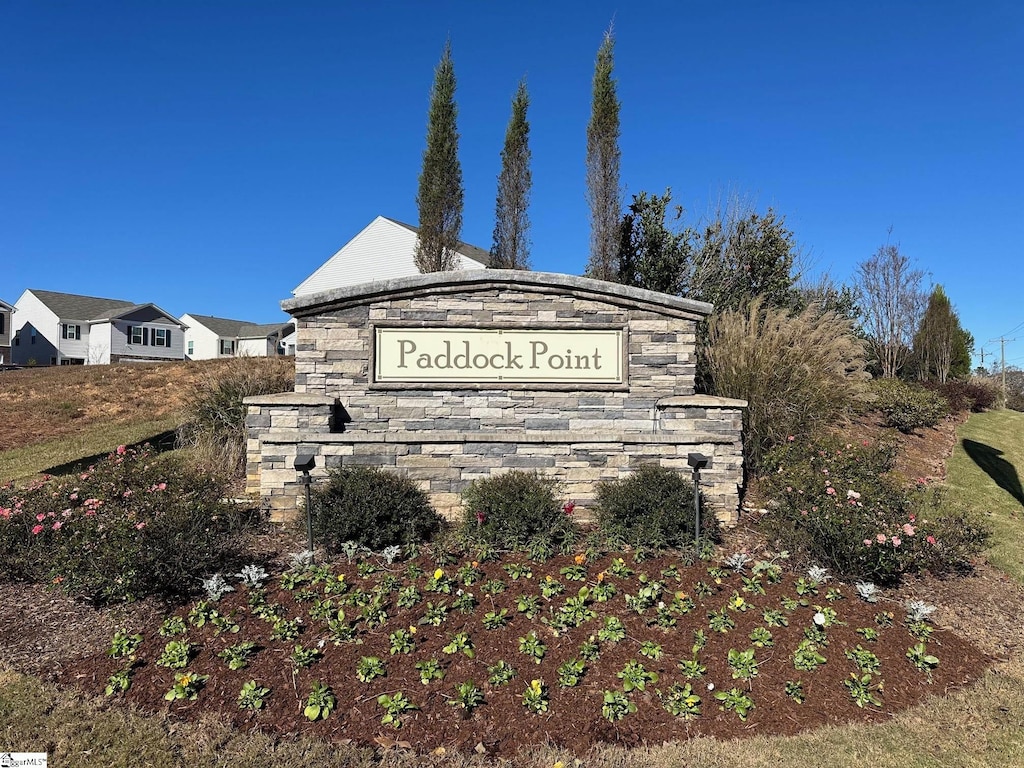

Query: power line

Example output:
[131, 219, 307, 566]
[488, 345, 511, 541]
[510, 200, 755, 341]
[999, 319, 1024, 337]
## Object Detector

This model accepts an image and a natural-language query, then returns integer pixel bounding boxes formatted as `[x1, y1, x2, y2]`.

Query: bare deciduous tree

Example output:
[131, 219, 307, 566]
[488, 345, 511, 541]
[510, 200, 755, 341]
[855, 241, 926, 379]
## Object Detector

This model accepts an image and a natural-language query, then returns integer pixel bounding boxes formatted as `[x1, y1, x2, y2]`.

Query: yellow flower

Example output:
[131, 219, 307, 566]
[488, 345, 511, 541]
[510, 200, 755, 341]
[433, 568, 444, 580]
[471, 561, 479, 568]
[574, 553, 586, 565]
[545, 575, 553, 582]
[530, 679, 542, 692]
[553, 762, 565, 768]
[337, 574, 345, 582]
[409, 625, 417, 634]
[597, 572, 605, 582]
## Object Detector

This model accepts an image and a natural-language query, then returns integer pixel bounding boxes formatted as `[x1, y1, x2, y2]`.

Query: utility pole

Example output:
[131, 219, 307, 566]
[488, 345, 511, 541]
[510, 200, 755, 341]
[990, 337, 1016, 399]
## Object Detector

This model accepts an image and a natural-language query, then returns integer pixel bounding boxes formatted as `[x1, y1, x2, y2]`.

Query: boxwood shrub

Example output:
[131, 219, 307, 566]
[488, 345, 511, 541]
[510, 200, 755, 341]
[595, 464, 711, 550]
[310, 466, 442, 552]
[871, 379, 949, 432]
[461, 470, 576, 552]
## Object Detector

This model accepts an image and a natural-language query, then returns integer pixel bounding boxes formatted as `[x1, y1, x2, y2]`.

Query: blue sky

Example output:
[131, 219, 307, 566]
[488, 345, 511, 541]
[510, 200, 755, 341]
[2, 1, 1021, 368]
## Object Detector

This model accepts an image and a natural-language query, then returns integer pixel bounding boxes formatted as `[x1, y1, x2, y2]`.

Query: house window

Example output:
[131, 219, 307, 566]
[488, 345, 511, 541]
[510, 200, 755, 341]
[61, 323, 81, 340]
[153, 328, 171, 347]
[0, 313, 5, 335]
[187, 340, 194, 356]
[129, 326, 145, 345]
[30, 328, 36, 344]
[220, 339, 235, 355]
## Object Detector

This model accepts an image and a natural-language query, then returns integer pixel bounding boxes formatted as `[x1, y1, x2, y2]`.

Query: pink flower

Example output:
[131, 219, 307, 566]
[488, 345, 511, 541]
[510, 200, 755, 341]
[876, 534, 887, 543]
[52, 521, 62, 531]
[80, 473, 89, 481]
[847, 489, 861, 500]
[158, 482, 167, 491]
[863, 539, 872, 547]
[475, 510, 485, 524]
[563, 501, 575, 515]
[135, 522, 146, 530]
[787, 435, 795, 442]
[123, 490, 133, 498]
[69, 492, 78, 501]
[891, 536, 902, 547]
[31, 524, 44, 535]
[902, 523, 915, 536]
[116, 445, 127, 455]
[927, 535, 937, 545]
[36, 513, 45, 522]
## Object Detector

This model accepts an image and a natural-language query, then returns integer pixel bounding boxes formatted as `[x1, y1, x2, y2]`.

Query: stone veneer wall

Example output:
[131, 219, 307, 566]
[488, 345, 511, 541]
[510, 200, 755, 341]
[246, 271, 745, 523]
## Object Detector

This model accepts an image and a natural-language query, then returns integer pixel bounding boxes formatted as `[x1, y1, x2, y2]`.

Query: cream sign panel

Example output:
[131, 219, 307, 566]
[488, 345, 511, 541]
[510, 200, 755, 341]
[374, 328, 624, 384]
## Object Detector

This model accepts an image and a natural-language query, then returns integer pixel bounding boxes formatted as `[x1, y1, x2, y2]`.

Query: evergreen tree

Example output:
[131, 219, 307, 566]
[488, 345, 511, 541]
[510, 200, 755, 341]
[615, 190, 688, 294]
[914, 285, 968, 383]
[584, 26, 622, 282]
[490, 79, 532, 269]
[415, 40, 463, 273]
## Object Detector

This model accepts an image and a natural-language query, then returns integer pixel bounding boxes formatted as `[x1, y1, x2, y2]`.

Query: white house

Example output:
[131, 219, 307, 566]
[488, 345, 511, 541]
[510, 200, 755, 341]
[181, 314, 295, 360]
[0, 299, 14, 365]
[10, 289, 186, 366]
[292, 216, 490, 296]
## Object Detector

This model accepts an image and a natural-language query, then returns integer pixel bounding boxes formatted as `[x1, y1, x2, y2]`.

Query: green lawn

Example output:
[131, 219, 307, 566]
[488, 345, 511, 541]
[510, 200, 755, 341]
[946, 409, 1024, 581]
[0, 416, 179, 485]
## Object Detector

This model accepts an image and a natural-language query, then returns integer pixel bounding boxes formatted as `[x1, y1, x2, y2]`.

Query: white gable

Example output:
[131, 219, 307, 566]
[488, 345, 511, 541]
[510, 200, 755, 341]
[292, 216, 487, 296]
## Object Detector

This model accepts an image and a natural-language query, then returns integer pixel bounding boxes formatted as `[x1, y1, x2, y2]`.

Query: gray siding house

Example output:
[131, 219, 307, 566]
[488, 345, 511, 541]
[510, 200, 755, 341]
[10, 289, 186, 365]
[0, 299, 13, 364]
[181, 314, 295, 360]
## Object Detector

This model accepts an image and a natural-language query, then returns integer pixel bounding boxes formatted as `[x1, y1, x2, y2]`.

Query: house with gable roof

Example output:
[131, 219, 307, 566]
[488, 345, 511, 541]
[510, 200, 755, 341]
[0, 299, 14, 364]
[10, 289, 186, 366]
[292, 215, 490, 296]
[181, 314, 295, 360]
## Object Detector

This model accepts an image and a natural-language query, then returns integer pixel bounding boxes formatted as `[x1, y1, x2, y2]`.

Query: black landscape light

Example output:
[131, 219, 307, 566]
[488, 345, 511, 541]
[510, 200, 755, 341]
[294, 454, 316, 562]
[687, 453, 711, 545]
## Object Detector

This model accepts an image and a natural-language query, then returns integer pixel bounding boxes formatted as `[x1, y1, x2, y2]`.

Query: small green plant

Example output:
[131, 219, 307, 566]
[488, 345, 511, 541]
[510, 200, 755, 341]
[415, 658, 445, 685]
[591, 579, 617, 602]
[875, 611, 895, 627]
[108, 631, 143, 660]
[270, 617, 301, 641]
[377, 692, 417, 728]
[504, 562, 533, 580]
[355, 656, 386, 683]
[844, 673, 883, 708]
[188, 600, 216, 627]
[218, 641, 258, 671]
[419, 601, 449, 626]
[601, 689, 636, 721]
[289, 644, 322, 670]
[557, 658, 586, 687]
[793, 639, 827, 672]
[714, 687, 755, 720]
[449, 681, 485, 714]
[617, 659, 658, 692]
[457, 562, 485, 585]
[845, 645, 881, 675]
[608, 557, 634, 578]
[856, 626, 880, 642]
[741, 575, 766, 595]
[156, 640, 194, 670]
[389, 628, 416, 655]
[487, 660, 518, 686]
[762, 608, 788, 627]
[539, 576, 565, 599]
[304, 681, 336, 721]
[443, 631, 475, 658]
[516, 594, 541, 618]
[237, 680, 271, 710]
[598, 615, 626, 643]
[908, 621, 934, 642]
[907, 643, 940, 675]
[158, 615, 187, 637]
[560, 563, 587, 581]
[396, 585, 421, 609]
[579, 636, 601, 661]
[104, 667, 133, 696]
[784, 679, 805, 703]
[749, 626, 774, 648]
[164, 672, 209, 702]
[480, 578, 507, 595]
[522, 678, 549, 714]
[639, 641, 664, 660]
[691, 628, 708, 655]
[482, 608, 511, 630]
[518, 631, 547, 664]
[452, 590, 477, 613]
[660, 682, 702, 719]
[708, 608, 736, 633]
[727, 648, 759, 681]
[678, 658, 707, 679]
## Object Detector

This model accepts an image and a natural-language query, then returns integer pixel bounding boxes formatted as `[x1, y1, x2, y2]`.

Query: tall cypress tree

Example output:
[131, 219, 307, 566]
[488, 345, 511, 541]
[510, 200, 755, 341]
[490, 79, 532, 269]
[415, 40, 463, 273]
[584, 25, 622, 282]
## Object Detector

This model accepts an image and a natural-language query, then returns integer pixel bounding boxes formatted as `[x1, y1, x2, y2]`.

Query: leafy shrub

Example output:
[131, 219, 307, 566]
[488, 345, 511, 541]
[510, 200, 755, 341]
[0, 446, 250, 604]
[595, 464, 711, 549]
[760, 436, 989, 583]
[923, 380, 998, 414]
[461, 471, 576, 551]
[311, 467, 441, 552]
[704, 297, 869, 468]
[177, 357, 294, 475]
[870, 379, 949, 432]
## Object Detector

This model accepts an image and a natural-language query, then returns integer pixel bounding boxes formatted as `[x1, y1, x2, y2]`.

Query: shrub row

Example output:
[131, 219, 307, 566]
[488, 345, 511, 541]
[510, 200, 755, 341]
[0, 446, 252, 604]
[922, 380, 999, 414]
[759, 435, 989, 583]
[310, 465, 712, 556]
[870, 379, 949, 432]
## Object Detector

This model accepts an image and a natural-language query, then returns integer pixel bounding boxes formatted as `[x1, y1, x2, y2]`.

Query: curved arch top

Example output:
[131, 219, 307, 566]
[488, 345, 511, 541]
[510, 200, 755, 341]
[281, 270, 714, 321]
